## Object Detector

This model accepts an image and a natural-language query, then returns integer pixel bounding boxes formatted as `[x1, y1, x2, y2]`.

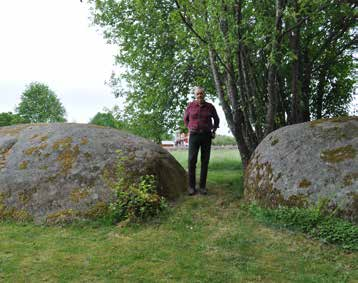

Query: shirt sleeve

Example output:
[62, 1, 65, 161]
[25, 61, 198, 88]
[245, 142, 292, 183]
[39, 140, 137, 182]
[183, 104, 190, 128]
[212, 105, 220, 130]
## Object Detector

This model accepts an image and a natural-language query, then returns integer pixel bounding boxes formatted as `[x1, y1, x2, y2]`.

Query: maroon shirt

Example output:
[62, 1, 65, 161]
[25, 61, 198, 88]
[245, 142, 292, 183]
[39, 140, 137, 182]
[184, 101, 219, 133]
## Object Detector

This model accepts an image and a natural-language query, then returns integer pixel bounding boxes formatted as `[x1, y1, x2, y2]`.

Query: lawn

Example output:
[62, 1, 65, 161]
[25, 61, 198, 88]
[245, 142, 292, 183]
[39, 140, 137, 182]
[0, 149, 357, 282]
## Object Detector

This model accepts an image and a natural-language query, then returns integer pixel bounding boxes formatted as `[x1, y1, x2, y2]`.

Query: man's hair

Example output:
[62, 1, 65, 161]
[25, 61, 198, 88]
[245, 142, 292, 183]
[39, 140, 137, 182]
[194, 86, 204, 95]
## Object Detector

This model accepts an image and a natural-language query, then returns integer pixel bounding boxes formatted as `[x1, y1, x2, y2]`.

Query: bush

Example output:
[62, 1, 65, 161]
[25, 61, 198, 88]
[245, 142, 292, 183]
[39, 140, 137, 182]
[0, 112, 29, 127]
[108, 151, 167, 223]
[248, 203, 358, 251]
[109, 175, 167, 223]
[90, 111, 126, 129]
[212, 135, 236, 146]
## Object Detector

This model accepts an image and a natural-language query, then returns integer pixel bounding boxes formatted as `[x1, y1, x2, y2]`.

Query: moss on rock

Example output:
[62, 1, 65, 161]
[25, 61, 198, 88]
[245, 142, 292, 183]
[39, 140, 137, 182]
[320, 145, 356, 163]
[54, 137, 80, 174]
[0, 196, 32, 222]
[46, 209, 79, 224]
[24, 143, 48, 156]
[1, 123, 187, 224]
[271, 138, 279, 146]
[80, 137, 88, 145]
[0, 125, 30, 136]
[245, 117, 358, 223]
[70, 188, 90, 203]
[299, 179, 311, 188]
[52, 137, 73, 150]
[45, 202, 110, 224]
[18, 160, 29, 170]
[83, 202, 109, 219]
[310, 116, 358, 127]
[18, 192, 31, 204]
[101, 163, 118, 189]
[287, 194, 309, 207]
[343, 172, 358, 187]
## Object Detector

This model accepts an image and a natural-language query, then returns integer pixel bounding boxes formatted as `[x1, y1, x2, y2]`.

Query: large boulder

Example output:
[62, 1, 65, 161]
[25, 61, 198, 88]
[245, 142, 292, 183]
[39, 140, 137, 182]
[244, 117, 358, 223]
[0, 123, 187, 223]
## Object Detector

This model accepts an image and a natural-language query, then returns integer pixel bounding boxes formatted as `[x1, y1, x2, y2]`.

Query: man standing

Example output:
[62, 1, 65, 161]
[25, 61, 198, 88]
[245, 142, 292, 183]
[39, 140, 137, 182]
[184, 87, 220, 195]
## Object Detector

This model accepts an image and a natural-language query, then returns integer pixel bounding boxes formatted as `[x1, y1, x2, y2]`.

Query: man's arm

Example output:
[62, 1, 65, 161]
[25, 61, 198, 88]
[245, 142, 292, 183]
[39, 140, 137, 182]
[212, 106, 220, 133]
[183, 104, 190, 128]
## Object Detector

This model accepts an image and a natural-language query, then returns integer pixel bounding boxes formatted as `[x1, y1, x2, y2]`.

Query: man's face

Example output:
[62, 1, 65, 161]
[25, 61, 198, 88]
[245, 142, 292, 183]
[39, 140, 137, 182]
[195, 90, 205, 104]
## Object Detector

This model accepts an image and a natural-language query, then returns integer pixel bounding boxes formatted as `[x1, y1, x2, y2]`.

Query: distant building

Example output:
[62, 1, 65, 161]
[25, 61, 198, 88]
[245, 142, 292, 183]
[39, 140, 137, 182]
[161, 140, 175, 148]
[175, 131, 189, 147]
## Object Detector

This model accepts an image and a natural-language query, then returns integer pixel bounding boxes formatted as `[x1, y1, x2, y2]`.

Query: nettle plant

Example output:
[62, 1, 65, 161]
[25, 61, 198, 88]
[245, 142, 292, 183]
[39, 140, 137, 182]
[109, 150, 167, 223]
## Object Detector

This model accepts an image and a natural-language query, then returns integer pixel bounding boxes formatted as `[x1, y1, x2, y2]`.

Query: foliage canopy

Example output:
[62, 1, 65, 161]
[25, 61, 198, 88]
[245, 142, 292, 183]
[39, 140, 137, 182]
[16, 82, 66, 123]
[90, 106, 173, 142]
[89, 0, 357, 167]
[0, 112, 28, 127]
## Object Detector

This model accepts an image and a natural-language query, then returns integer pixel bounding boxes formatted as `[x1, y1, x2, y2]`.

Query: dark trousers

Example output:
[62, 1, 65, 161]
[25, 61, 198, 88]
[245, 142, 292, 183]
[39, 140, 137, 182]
[188, 132, 212, 190]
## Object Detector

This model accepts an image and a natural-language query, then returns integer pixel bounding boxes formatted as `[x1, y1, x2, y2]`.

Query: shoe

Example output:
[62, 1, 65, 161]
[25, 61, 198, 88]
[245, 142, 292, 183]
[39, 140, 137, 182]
[188, 187, 196, 196]
[199, 188, 208, 195]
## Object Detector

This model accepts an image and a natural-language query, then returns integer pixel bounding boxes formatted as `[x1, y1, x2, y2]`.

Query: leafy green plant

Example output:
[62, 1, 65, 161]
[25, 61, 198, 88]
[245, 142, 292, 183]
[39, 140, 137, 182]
[248, 203, 358, 251]
[108, 150, 167, 223]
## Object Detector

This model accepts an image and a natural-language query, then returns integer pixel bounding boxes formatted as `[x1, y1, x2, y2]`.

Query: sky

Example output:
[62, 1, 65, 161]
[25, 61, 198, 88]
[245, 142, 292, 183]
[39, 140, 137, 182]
[0, 1, 355, 137]
[0, 0, 232, 136]
[0, 1, 118, 122]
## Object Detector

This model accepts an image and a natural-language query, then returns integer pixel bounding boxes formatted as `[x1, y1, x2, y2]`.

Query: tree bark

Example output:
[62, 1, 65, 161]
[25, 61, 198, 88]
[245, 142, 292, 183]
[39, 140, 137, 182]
[316, 69, 327, 119]
[209, 48, 252, 169]
[265, 0, 285, 135]
[301, 48, 311, 121]
[288, 0, 303, 124]
[289, 28, 301, 123]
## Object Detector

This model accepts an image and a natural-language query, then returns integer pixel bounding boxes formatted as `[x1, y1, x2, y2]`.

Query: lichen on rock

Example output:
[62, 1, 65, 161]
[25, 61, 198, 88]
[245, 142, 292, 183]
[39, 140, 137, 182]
[320, 145, 356, 163]
[0, 123, 187, 224]
[244, 117, 358, 223]
[299, 179, 311, 188]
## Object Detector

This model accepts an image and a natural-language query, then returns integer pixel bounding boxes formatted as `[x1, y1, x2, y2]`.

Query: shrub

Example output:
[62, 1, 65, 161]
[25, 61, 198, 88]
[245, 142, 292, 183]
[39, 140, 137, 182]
[108, 151, 167, 223]
[248, 203, 358, 251]
[0, 112, 29, 127]
[212, 135, 236, 146]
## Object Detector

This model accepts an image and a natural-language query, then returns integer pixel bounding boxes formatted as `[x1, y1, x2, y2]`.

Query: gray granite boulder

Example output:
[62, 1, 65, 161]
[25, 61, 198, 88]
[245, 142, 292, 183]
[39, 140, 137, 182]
[0, 123, 187, 223]
[244, 117, 358, 223]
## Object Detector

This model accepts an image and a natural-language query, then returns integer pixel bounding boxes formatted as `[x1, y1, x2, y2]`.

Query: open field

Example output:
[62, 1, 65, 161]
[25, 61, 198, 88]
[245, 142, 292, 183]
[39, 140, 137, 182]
[0, 149, 357, 282]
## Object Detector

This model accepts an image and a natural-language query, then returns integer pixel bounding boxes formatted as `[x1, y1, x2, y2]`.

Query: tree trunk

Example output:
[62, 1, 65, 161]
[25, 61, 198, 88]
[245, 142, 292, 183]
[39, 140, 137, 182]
[265, 0, 285, 135]
[316, 69, 327, 119]
[208, 48, 252, 169]
[289, 0, 302, 124]
[301, 48, 311, 121]
[266, 65, 277, 135]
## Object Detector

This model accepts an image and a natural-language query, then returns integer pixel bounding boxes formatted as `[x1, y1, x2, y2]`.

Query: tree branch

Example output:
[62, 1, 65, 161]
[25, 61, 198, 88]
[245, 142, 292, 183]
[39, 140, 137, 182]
[173, 0, 231, 75]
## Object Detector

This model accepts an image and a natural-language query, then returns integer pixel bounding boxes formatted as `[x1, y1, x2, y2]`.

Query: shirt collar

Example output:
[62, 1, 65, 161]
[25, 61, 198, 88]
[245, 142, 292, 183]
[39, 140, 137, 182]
[194, 100, 206, 107]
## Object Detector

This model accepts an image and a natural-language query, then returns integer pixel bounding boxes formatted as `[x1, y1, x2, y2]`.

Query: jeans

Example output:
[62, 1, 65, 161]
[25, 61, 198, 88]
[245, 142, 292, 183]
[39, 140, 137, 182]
[188, 132, 212, 190]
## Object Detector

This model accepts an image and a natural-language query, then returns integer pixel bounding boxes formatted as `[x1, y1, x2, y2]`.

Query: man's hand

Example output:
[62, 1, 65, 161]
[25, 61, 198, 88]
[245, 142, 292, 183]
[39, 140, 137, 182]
[211, 131, 216, 139]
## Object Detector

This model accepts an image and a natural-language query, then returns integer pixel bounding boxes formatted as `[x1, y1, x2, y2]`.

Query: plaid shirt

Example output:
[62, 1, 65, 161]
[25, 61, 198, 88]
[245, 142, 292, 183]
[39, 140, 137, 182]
[184, 101, 219, 133]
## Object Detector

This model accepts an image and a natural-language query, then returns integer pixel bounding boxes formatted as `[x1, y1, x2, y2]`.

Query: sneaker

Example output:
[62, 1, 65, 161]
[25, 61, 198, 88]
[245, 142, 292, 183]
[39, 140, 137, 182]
[188, 187, 196, 196]
[199, 188, 208, 195]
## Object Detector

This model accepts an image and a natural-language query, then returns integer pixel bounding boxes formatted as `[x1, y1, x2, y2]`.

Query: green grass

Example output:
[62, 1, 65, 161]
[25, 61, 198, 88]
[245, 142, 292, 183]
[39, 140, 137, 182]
[171, 149, 243, 197]
[248, 203, 358, 251]
[0, 149, 357, 282]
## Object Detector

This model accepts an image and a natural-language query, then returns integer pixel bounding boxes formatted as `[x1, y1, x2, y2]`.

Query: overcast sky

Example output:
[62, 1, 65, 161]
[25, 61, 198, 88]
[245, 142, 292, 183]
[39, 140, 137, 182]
[1, 2, 355, 137]
[0, 0, 233, 135]
[0, 1, 121, 122]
